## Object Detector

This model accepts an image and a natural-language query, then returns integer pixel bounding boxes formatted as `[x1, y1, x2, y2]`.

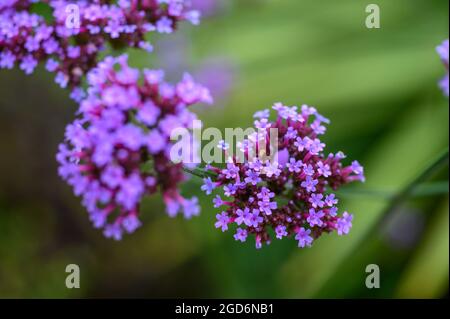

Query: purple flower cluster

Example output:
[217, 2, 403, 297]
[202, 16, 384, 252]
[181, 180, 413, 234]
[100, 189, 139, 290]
[0, 0, 200, 100]
[436, 39, 449, 97]
[57, 54, 212, 240]
[202, 103, 365, 249]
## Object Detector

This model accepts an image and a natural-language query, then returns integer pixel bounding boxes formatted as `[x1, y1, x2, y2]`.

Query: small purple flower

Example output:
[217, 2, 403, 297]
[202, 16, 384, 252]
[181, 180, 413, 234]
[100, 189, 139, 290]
[295, 227, 313, 248]
[275, 225, 288, 239]
[294, 137, 311, 152]
[301, 176, 318, 193]
[101, 165, 124, 188]
[311, 120, 326, 135]
[104, 224, 123, 241]
[0, 51, 15, 69]
[215, 212, 230, 232]
[309, 138, 325, 155]
[183, 197, 200, 219]
[303, 164, 315, 176]
[317, 161, 331, 178]
[248, 209, 264, 227]
[286, 158, 303, 173]
[156, 16, 174, 33]
[234, 228, 248, 242]
[437, 39, 449, 96]
[213, 195, 224, 208]
[307, 208, 325, 227]
[19, 55, 37, 74]
[122, 215, 142, 234]
[137, 101, 161, 126]
[336, 212, 353, 235]
[223, 162, 239, 179]
[325, 194, 338, 207]
[254, 109, 270, 119]
[201, 177, 216, 195]
[224, 183, 238, 196]
[258, 199, 277, 216]
[309, 193, 324, 208]
[235, 207, 251, 226]
[245, 170, 262, 185]
[257, 187, 275, 202]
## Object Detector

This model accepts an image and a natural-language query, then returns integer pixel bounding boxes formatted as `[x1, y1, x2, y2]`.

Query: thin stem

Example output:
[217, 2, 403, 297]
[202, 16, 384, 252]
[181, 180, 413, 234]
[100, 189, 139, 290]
[387, 148, 448, 208]
[336, 181, 449, 200]
[357, 148, 448, 244]
[182, 166, 218, 179]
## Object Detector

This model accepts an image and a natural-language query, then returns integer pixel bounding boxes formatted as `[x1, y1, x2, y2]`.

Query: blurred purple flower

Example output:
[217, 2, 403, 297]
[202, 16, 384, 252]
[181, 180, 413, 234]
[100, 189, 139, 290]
[436, 39, 449, 97]
[57, 55, 212, 240]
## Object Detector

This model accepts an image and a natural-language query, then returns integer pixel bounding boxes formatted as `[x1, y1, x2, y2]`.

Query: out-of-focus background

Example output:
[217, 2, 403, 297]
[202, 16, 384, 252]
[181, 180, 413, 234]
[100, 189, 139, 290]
[0, 0, 448, 298]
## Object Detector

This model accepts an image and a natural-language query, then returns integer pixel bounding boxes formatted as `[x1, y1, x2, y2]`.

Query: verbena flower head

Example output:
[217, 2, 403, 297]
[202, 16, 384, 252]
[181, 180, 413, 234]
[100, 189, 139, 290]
[202, 103, 365, 249]
[436, 39, 449, 97]
[0, 0, 200, 100]
[57, 54, 212, 240]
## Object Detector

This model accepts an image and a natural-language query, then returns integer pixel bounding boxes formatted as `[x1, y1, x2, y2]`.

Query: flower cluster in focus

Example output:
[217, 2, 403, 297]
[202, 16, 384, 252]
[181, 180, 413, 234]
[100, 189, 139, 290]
[0, 0, 200, 100]
[437, 39, 449, 97]
[57, 54, 212, 240]
[202, 103, 365, 249]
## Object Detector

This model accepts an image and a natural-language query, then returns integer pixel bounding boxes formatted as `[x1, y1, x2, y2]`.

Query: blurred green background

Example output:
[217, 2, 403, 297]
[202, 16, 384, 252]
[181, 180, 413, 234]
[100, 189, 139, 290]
[0, 0, 448, 298]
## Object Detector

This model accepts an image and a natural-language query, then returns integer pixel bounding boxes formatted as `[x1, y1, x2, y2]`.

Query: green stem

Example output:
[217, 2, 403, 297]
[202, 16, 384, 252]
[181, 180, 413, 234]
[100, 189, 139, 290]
[356, 148, 448, 243]
[336, 181, 449, 200]
[182, 166, 217, 179]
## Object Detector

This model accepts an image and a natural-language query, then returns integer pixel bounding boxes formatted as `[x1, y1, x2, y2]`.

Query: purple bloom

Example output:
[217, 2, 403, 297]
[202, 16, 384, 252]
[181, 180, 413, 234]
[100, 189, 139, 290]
[213, 195, 224, 208]
[247, 209, 264, 227]
[254, 109, 270, 119]
[201, 177, 216, 195]
[203, 103, 365, 249]
[317, 161, 331, 177]
[137, 101, 161, 126]
[286, 158, 303, 173]
[437, 39, 449, 96]
[234, 228, 248, 242]
[336, 212, 353, 235]
[258, 199, 277, 216]
[245, 170, 262, 185]
[122, 215, 142, 234]
[223, 162, 239, 179]
[57, 55, 211, 239]
[101, 165, 124, 188]
[257, 187, 275, 202]
[294, 137, 311, 152]
[309, 193, 324, 208]
[295, 227, 313, 248]
[307, 208, 325, 227]
[309, 138, 325, 155]
[182, 197, 200, 219]
[301, 176, 318, 193]
[224, 183, 238, 196]
[275, 225, 288, 239]
[0, 50, 15, 69]
[19, 55, 37, 74]
[1, 0, 201, 97]
[215, 212, 230, 232]
[235, 207, 251, 226]
[325, 194, 338, 207]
